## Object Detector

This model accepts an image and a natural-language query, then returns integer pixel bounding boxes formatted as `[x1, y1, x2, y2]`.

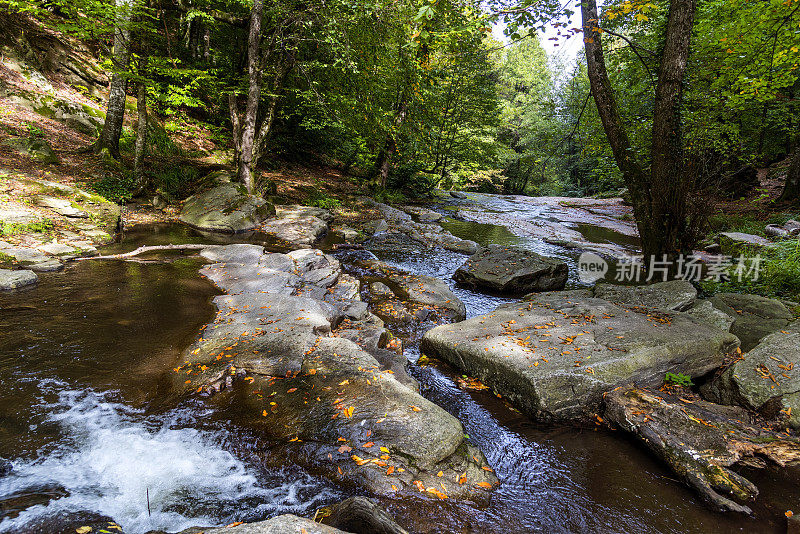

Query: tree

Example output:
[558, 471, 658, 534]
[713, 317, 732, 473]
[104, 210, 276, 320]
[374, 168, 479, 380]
[581, 0, 697, 263]
[95, 0, 134, 159]
[778, 142, 800, 203]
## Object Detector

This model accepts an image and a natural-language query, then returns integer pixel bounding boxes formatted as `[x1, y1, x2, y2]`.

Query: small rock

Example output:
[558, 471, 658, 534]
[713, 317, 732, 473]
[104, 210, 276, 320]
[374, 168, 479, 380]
[362, 219, 389, 235]
[4, 137, 59, 164]
[38, 242, 77, 256]
[449, 191, 468, 199]
[28, 259, 63, 272]
[370, 281, 395, 299]
[0, 269, 37, 290]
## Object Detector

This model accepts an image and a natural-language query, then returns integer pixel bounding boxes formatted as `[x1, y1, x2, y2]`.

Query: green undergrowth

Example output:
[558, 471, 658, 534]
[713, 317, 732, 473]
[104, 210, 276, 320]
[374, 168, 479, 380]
[700, 240, 800, 302]
[707, 211, 800, 237]
[1, 219, 54, 236]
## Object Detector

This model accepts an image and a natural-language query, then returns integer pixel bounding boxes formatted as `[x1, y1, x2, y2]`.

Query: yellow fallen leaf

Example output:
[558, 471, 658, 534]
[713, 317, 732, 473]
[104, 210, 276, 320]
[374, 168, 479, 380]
[76, 528, 92, 534]
[380, 446, 390, 454]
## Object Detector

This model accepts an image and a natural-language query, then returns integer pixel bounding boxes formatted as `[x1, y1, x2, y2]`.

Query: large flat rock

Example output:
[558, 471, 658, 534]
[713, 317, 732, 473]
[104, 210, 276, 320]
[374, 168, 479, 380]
[179, 184, 275, 233]
[178, 514, 347, 534]
[174, 244, 495, 500]
[420, 293, 739, 422]
[703, 320, 800, 429]
[453, 245, 568, 295]
[605, 387, 800, 514]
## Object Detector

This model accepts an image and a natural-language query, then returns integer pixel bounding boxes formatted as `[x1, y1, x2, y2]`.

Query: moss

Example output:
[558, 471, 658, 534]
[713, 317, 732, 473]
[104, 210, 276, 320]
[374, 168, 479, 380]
[1, 218, 55, 236]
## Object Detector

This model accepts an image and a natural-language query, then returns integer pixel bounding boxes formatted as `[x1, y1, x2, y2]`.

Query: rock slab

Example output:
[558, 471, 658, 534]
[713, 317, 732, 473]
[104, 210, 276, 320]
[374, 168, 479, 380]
[421, 293, 739, 422]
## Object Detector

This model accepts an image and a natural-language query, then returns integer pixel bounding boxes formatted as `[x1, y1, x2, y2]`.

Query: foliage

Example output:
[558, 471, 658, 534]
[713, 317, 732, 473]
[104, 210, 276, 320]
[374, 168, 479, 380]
[86, 173, 138, 204]
[1, 219, 55, 236]
[664, 372, 694, 388]
[306, 190, 341, 210]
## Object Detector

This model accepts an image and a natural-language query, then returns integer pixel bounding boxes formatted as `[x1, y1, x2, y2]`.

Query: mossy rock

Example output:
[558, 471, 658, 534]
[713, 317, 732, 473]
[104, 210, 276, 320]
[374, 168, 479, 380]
[178, 184, 275, 233]
[4, 137, 59, 165]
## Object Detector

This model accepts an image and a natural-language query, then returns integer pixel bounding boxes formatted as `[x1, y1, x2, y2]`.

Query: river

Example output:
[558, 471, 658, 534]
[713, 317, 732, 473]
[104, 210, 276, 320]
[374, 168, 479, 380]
[0, 194, 792, 533]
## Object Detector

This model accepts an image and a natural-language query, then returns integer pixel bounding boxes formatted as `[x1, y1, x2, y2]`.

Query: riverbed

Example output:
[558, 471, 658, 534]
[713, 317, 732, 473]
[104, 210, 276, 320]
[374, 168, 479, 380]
[0, 194, 793, 533]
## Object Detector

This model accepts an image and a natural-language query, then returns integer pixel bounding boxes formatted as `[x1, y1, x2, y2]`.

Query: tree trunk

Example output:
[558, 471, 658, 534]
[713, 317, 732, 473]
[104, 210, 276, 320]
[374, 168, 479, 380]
[236, 0, 264, 194]
[132, 73, 148, 195]
[581, 0, 697, 264]
[251, 54, 294, 170]
[778, 145, 800, 203]
[95, 0, 134, 159]
[372, 99, 408, 189]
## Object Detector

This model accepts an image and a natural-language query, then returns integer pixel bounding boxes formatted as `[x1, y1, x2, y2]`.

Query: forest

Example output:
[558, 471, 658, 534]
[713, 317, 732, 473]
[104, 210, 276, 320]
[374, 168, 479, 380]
[1, 0, 800, 533]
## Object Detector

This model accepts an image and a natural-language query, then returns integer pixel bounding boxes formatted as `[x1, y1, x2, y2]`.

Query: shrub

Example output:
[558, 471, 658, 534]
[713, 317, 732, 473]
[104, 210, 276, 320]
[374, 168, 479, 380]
[664, 372, 694, 387]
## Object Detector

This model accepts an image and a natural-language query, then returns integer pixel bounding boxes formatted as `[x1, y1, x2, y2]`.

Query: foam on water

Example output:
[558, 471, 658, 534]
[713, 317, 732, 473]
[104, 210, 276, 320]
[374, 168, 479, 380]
[0, 385, 337, 534]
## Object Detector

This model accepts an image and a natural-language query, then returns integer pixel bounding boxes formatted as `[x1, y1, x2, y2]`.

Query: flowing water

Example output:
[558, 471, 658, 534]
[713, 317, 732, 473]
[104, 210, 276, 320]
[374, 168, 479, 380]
[0, 195, 794, 533]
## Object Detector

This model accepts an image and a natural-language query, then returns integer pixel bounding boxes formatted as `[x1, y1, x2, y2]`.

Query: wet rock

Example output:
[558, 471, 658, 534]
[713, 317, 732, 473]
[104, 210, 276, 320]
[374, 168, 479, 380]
[0, 458, 11, 476]
[362, 219, 389, 235]
[370, 281, 394, 299]
[335, 225, 362, 242]
[321, 496, 409, 534]
[402, 206, 442, 222]
[765, 224, 790, 238]
[0, 246, 50, 266]
[4, 137, 59, 164]
[453, 245, 568, 295]
[450, 191, 468, 199]
[176, 244, 495, 500]
[593, 280, 697, 312]
[261, 215, 328, 248]
[685, 300, 735, 332]
[703, 320, 800, 429]
[177, 514, 349, 534]
[0, 268, 37, 290]
[421, 293, 739, 422]
[179, 184, 275, 233]
[372, 202, 477, 254]
[604, 387, 800, 514]
[358, 259, 466, 322]
[28, 259, 64, 272]
[709, 293, 793, 351]
[717, 232, 772, 254]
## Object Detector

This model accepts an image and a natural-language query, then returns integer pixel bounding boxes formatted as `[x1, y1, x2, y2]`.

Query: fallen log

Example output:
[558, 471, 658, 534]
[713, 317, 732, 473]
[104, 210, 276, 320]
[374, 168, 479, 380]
[73, 243, 208, 261]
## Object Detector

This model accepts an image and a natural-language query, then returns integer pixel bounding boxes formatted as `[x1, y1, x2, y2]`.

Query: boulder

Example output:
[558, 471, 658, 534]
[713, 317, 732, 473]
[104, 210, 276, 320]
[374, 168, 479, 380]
[703, 320, 800, 429]
[593, 280, 697, 312]
[717, 232, 771, 254]
[0, 269, 37, 290]
[449, 191, 468, 199]
[453, 245, 568, 295]
[4, 137, 59, 164]
[605, 387, 800, 514]
[402, 206, 442, 222]
[174, 244, 495, 500]
[179, 184, 275, 233]
[709, 293, 793, 351]
[420, 293, 739, 422]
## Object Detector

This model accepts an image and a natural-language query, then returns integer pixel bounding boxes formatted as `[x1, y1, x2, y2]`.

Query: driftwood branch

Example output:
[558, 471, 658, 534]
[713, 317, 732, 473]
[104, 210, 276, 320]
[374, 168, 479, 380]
[75, 244, 208, 261]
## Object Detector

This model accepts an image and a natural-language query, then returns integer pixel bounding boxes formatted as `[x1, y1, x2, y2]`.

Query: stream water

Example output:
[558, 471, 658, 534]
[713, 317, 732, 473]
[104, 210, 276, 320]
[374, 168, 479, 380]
[0, 195, 793, 533]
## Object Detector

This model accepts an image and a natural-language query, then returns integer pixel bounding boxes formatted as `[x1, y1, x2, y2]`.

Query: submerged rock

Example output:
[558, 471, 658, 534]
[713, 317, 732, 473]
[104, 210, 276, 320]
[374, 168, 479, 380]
[605, 387, 800, 514]
[593, 280, 697, 312]
[420, 293, 738, 422]
[709, 293, 793, 351]
[453, 245, 568, 295]
[0, 268, 38, 290]
[372, 202, 478, 254]
[179, 184, 275, 233]
[703, 320, 800, 429]
[174, 244, 495, 500]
